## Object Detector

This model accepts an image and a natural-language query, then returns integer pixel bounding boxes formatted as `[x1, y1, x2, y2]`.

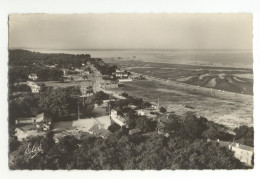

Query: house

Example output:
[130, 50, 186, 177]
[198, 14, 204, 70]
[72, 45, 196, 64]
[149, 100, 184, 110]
[28, 73, 38, 81]
[62, 69, 69, 76]
[128, 105, 137, 109]
[229, 142, 254, 166]
[27, 81, 37, 86]
[129, 128, 142, 135]
[15, 113, 51, 126]
[110, 109, 126, 127]
[118, 78, 133, 82]
[35, 113, 52, 131]
[88, 124, 110, 138]
[157, 114, 172, 134]
[150, 104, 158, 110]
[137, 109, 145, 116]
[102, 75, 113, 80]
[100, 81, 118, 89]
[35, 113, 52, 124]
[15, 117, 35, 125]
[75, 68, 84, 74]
[215, 140, 254, 166]
[31, 84, 41, 93]
[113, 69, 129, 79]
[27, 81, 41, 93]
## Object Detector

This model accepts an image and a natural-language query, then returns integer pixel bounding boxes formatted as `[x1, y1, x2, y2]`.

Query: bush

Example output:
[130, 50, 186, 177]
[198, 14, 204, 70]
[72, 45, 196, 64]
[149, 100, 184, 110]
[160, 106, 167, 113]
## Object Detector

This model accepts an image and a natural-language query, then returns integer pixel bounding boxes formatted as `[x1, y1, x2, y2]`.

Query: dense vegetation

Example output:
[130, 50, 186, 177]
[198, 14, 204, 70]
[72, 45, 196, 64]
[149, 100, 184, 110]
[9, 126, 247, 170]
[234, 125, 254, 147]
[8, 49, 117, 83]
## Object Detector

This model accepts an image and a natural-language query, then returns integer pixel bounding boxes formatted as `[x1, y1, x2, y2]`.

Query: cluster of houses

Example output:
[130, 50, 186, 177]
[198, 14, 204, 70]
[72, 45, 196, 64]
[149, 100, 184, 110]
[113, 69, 133, 82]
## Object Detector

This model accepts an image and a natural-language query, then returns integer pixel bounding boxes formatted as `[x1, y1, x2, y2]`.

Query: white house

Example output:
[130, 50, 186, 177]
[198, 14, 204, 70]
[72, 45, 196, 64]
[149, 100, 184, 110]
[118, 78, 133, 82]
[28, 73, 38, 81]
[31, 84, 41, 93]
[27, 81, 41, 93]
[110, 109, 126, 127]
[229, 142, 254, 166]
[137, 109, 145, 116]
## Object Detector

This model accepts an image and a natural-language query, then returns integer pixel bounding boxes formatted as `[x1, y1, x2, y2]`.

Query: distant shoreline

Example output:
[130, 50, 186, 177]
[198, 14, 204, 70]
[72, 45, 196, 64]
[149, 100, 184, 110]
[9, 48, 253, 69]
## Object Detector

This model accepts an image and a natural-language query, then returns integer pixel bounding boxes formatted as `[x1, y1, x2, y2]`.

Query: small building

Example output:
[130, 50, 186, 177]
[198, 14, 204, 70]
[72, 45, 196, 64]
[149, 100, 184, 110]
[27, 81, 41, 93]
[128, 105, 137, 109]
[229, 142, 254, 166]
[15, 113, 51, 125]
[150, 104, 158, 110]
[118, 78, 133, 82]
[110, 109, 126, 127]
[31, 84, 41, 93]
[15, 117, 35, 125]
[35, 113, 52, 124]
[100, 81, 118, 89]
[157, 114, 172, 134]
[28, 73, 38, 81]
[216, 140, 254, 166]
[129, 128, 142, 135]
[102, 75, 113, 80]
[89, 124, 110, 138]
[113, 69, 129, 79]
[137, 109, 145, 116]
[62, 69, 69, 76]
[75, 68, 84, 74]
[27, 81, 37, 86]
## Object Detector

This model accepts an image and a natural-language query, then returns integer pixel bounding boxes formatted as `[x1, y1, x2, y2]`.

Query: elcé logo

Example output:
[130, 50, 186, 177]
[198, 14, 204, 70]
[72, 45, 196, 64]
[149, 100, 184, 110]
[24, 143, 43, 159]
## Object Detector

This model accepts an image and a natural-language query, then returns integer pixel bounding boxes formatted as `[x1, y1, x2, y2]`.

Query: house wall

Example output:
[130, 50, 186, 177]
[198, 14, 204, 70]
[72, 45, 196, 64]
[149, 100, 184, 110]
[231, 147, 253, 166]
[118, 79, 133, 82]
[110, 110, 125, 127]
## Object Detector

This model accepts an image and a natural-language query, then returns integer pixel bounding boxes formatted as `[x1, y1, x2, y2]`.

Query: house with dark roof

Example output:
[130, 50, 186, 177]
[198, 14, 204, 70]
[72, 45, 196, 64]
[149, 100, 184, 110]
[88, 124, 110, 138]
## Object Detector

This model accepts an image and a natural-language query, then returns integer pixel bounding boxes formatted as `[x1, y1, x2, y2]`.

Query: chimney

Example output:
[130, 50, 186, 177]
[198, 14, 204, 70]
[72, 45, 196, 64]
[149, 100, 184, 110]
[217, 139, 219, 142]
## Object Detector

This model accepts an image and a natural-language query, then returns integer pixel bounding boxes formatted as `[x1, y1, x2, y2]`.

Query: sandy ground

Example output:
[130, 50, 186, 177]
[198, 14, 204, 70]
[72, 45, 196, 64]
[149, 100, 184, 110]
[107, 78, 253, 129]
[16, 107, 111, 141]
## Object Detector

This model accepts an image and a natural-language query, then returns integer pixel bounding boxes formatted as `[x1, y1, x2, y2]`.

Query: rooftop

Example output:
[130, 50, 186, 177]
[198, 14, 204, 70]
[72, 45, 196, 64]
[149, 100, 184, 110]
[89, 124, 110, 138]
[230, 143, 254, 152]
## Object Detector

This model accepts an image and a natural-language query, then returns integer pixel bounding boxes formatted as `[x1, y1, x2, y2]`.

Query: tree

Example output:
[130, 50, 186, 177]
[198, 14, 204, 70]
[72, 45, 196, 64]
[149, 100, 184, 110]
[160, 106, 167, 113]
[234, 125, 254, 147]
[135, 117, 157, 133]
[9, 126, 20, 153]
[180, 112, 208, 139]
[108, 123, 121, 132]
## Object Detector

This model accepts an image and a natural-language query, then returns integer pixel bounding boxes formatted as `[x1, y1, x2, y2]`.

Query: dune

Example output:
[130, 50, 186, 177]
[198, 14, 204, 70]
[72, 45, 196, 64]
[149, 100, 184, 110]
[218, 73, 226, 79]
[205, 78, 216, 87]
[233, 77, 246, 83]
[176, 76, 194, 82]
[198, 73, 210, 80]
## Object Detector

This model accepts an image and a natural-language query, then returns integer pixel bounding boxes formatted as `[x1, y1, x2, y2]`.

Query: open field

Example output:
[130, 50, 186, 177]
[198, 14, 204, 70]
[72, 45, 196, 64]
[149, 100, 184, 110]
[107, 79, 253, 129]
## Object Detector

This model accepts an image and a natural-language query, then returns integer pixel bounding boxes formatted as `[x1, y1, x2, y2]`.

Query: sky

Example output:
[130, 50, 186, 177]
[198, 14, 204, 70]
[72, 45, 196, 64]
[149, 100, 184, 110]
[9, 14, 253, 50]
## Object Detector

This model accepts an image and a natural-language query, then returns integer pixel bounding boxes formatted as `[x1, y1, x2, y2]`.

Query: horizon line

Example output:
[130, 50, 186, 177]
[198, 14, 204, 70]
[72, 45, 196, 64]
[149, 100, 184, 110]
[8, 47, 253, 51]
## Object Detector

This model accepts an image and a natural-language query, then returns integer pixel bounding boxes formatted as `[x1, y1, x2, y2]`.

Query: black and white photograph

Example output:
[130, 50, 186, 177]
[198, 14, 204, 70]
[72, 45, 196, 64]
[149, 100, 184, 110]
[6, 13, 255, 170]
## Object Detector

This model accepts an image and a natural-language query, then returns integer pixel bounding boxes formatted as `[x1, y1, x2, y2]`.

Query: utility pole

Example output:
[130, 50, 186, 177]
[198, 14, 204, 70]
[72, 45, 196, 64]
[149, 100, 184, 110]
[77, 102, 80, 120]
